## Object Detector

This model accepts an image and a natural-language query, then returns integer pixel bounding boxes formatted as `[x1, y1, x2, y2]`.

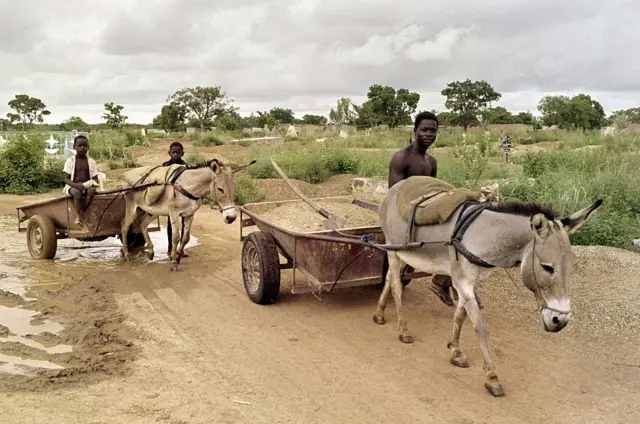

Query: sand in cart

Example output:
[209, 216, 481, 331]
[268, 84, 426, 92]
[260, 201, 379, 232]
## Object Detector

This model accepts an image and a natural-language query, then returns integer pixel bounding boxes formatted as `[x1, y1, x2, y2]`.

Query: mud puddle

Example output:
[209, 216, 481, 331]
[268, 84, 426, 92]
[0, 214, 197, 378]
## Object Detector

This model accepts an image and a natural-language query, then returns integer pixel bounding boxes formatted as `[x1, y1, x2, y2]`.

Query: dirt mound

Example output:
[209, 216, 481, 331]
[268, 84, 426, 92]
[260, 200, 379, 232]
[254, 174, 355, 202]
[253, 178, 318, 202]
[0, 279, 141, 392]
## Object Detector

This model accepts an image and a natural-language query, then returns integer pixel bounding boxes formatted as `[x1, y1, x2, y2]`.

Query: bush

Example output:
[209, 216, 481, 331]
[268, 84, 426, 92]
[0, 137, 65, 194]
[234, 175, 265, 205]
[194, 133, 224, 147]
[504, 148, 640, 249]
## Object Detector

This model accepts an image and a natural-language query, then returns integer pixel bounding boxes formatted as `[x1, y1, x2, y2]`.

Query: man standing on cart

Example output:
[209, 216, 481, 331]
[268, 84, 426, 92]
[383, 111, 484, 308]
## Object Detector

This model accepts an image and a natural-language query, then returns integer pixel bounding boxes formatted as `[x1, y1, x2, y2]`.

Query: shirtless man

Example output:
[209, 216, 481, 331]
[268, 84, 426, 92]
[63, 135, 100, 227]
[383, 111, 483, 308]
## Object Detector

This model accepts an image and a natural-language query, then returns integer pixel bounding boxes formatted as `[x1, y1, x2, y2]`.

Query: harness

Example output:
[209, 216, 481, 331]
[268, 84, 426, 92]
[130, 162, 234, 215]
[133, 165, 202, 201]
[404, 197, 495, 269]
[405, 198, 571, 315]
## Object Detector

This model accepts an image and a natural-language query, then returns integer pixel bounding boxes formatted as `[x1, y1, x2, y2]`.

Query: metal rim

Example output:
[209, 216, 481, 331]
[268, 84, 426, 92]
[29, 224, 44, 256]
[243, 242, 261, 295]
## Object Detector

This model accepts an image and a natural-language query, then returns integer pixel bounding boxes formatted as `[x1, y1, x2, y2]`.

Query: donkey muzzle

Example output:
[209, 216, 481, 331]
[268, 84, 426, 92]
[221, 206, 237, 224]
[541, 308, 571, 333]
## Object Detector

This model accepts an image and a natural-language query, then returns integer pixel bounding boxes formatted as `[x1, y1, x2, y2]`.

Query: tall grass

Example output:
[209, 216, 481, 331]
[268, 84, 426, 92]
[504, 148, 640, 248]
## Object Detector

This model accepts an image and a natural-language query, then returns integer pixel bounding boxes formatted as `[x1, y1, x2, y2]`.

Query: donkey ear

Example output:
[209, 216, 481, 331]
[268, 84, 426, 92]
[531, 213, 551, 239]
[231, 160, 256, 174]
[561, 199, 603, 235]
[210, 159, 224, 173]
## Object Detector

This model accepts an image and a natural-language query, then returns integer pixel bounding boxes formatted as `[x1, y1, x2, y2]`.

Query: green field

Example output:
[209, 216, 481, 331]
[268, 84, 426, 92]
[1, 126, 638, 250]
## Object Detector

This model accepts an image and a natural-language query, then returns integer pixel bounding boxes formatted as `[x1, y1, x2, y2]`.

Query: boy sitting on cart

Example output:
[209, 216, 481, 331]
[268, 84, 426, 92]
[63, 135, 100, 227]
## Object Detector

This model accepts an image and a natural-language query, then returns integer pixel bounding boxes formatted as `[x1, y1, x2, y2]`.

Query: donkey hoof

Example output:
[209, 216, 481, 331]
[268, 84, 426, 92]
[398, 333, 414, 344]
[171, 264, 181, 272]
[146, 251, 154, 260]
[450, 354, 470, 368]
[373, 315, 386, 325]
[123, 254, 132, 262]
[485, 380, 505, 397]
[178, 251, 189, 258]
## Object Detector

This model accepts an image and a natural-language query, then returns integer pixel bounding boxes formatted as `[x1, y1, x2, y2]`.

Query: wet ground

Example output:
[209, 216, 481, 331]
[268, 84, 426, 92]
[0, 214, 198, 377]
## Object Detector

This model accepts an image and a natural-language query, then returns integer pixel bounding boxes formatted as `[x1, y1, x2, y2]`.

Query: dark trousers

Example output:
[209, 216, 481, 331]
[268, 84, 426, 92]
[166, 216, 186, 252]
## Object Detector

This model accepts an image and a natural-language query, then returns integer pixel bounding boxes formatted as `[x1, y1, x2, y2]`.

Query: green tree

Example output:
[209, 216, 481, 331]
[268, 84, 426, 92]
[537, 95, 570, 127]
[214, 109, 243, 131]
[357, 84, 420, 128]
[167, 86, 235, 131]
[441, 79, 501, 131]
[429, 109, 458, 127]
[609, 108, 640, 126]
[152, 102, 188, 132]
[268, 107, 295, 124]
[61, 116, 90, 132]
[300, 114, 328, 125]
[514, 111, 536, 125]
[328, 97, 358, 125]
[256, 111, 277, 130]
[537, 94, 606, 130]
[487, 106, 514, 124]
[102, 102, 128, 129]
[7, 94, 51, 130]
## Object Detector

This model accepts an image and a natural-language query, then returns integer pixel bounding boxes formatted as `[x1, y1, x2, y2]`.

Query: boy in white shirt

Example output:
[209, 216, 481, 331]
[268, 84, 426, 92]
[63, 135, 100, 227]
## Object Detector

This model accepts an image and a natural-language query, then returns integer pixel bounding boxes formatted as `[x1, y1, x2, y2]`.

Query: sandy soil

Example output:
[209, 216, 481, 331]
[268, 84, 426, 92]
[1, 195, 639, 423]
[1, 138, 639, 423]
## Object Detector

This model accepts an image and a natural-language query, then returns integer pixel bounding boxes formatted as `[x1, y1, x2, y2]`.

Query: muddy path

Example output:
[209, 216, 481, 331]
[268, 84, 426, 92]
[0, 199, 639, 423]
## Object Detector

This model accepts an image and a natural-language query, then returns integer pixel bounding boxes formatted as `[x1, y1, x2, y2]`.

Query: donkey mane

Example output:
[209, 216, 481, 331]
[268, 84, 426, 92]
[185, 158, 224, 170]
[485, 199, 558, 221]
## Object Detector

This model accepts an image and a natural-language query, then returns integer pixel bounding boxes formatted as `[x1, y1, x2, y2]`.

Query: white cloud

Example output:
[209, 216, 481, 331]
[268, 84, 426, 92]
[0, 0, 638, 124]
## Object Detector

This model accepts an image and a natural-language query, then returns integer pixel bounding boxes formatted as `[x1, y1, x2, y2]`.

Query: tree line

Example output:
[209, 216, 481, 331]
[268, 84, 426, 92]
[2, 80, 639, 133]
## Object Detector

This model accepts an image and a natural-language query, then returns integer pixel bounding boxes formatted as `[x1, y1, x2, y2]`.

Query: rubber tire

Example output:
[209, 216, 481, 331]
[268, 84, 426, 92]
[26, 215, 57, 260]
[241, 232, 281, 305]
[126, 230, 146, 250]
[116, 225, 146, 251]
[400, 265, 412, 287]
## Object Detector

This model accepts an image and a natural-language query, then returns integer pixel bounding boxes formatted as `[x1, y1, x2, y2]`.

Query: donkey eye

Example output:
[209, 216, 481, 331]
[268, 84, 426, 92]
[217, 188, 224, 194]
[541, 264, 554, 274]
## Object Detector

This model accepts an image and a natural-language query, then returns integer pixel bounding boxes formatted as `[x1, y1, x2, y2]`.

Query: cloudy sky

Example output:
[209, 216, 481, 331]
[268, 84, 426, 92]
[1, 0, 638, 124]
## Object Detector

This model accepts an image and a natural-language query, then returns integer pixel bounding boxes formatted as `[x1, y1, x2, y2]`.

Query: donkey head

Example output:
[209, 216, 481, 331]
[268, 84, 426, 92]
[209, 159, 256, 224]
[520, 199, 603, 333]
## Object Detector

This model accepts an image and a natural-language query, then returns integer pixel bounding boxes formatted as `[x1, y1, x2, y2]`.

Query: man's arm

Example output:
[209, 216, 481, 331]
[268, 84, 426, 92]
[63, 172, 84, 191]
[429, 155, 438, 178]
[388, 151, 407, 189]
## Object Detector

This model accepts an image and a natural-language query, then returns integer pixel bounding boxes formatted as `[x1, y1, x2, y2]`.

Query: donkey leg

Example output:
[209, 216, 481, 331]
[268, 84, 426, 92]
[386, 252, 413, 343]
[139, 213, 157, 260]
[461, 285, 504, 397]
[373, 263, 392, 326]
[447, 296, 470, 368]
[169, 212, 183, 271]
[176, 215, 193, 258]
[120, 201, 138, 262]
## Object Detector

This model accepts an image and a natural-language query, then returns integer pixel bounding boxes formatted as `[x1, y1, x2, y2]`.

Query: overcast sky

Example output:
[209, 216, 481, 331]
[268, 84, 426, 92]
[1, 0, 638, 124]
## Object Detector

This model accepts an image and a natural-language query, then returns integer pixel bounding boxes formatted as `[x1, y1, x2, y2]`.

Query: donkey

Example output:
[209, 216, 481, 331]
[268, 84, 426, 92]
[120, 158, 255, 271]
[374, 177, 603, 396]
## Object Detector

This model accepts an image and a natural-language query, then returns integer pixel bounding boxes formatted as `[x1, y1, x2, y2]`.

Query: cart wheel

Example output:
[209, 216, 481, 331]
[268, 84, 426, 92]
[117, 225, 146, 250]
[26, 215, 57, 260]
[242, 232, 281, 305]
[126, 230, 146, 250]
[400, 265, 412, 287]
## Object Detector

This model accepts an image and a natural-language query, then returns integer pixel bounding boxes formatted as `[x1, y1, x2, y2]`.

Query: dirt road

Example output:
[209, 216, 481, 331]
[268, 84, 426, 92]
[1, 203, 639, 423]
